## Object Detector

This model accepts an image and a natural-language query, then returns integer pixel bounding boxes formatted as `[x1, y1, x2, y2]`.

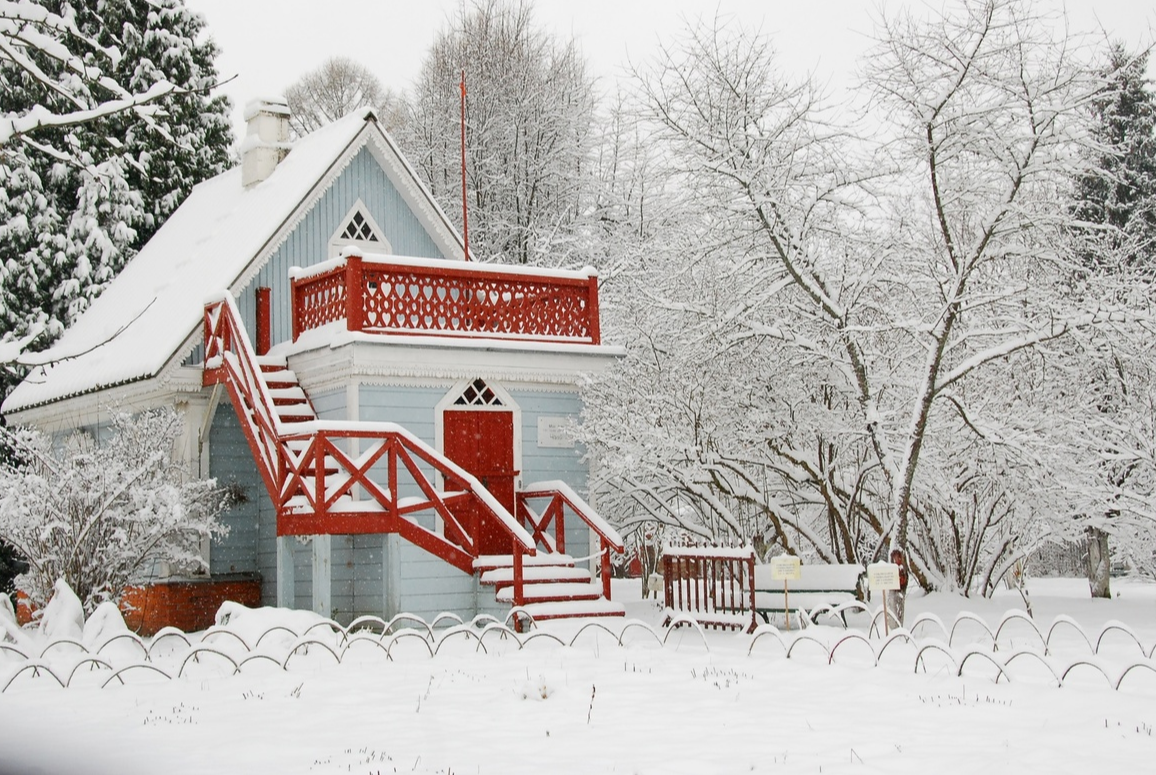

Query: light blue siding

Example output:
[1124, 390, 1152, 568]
[509, 389, 594, 569]
[209, 403, 261, 576]
[234, 147, 450, 347]
[310, 389, 347, 421]
[358, 384, 445, 442]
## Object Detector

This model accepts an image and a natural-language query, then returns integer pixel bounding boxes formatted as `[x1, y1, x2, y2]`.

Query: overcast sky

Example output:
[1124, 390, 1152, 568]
[184, 0, 1155, 140]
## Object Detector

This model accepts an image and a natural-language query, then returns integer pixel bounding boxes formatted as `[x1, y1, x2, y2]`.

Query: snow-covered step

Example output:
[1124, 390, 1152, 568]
[474, 553, 576, 571]
[256, 355, 288, 370]
[268, 386, 308, 405]
[479, 565, 593, 586]
[275, 405, 315, 422]
[518, 599, 626, 622]
[260, 369, 300, 389]
[495, 582, 602, 604]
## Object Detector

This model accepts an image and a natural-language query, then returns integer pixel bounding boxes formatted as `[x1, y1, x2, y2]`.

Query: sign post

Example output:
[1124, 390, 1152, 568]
[867, 562, 901, 635]
[770, 555, 802, 630]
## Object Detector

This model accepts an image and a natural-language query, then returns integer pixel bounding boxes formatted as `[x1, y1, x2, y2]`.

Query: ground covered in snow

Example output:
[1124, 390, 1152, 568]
[2, 578, 1155, 774]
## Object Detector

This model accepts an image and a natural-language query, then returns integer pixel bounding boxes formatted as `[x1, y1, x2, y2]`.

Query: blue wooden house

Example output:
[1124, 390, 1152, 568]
[3, 99, 624, 631]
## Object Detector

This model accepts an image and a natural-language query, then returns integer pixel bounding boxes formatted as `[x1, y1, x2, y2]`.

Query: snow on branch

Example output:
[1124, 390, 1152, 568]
[0, 1, 210, 153]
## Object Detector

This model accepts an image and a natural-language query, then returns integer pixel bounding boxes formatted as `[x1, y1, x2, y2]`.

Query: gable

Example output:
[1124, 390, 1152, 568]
[232, 146, 451, 348]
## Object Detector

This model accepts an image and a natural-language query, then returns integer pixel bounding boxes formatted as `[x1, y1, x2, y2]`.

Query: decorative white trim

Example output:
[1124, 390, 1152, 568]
[329, 198, 392, 258]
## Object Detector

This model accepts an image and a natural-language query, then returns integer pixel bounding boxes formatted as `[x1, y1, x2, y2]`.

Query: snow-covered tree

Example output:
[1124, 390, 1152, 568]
[0, 0, 232, 362]
[0, 0, 188, 153]
[401, 0, 596, 266]
[283, 56, 405, 138]
[580, 1, 1140, 622]
[0, 407, 231, 614]
[1063, 45, 1156, 596]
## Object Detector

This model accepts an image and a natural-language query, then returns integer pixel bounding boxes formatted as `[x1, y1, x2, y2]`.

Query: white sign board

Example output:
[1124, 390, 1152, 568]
[867, 562, 901, 591]
[770, 555, 802, 581]
[537, 416, 575, 448]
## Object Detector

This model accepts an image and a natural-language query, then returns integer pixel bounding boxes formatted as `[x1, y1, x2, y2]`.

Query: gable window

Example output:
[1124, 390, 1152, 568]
[330, 200, 391, 257]
[453, 378, 504, 407]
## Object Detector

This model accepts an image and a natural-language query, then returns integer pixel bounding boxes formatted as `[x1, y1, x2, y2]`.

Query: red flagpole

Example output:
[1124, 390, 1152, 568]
[459, 70, 470, 261]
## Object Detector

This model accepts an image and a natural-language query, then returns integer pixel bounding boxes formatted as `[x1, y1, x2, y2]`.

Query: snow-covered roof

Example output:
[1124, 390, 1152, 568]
[4, 109, 452, 414]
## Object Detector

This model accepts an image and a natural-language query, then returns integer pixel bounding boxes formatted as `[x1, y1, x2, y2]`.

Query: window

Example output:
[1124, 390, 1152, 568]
[453, 378, 504, 407]
[329, 200, 391, 257]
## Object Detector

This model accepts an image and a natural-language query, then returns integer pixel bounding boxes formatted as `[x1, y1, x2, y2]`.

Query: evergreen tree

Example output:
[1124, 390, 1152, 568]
[0, 0, 233, 351]
[1068, 44, 1156, 597]
[1072, 45, 1156, 277]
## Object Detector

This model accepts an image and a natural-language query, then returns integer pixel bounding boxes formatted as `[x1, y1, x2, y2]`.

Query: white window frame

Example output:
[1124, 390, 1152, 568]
[329, 199, 392, 258]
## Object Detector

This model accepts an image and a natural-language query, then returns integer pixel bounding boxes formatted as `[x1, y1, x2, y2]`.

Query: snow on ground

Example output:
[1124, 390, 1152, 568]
[2, 578, 1155, 774]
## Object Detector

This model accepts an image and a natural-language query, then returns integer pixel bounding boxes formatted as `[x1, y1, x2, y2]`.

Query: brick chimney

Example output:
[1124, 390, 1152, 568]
[241, 97, 290, 187]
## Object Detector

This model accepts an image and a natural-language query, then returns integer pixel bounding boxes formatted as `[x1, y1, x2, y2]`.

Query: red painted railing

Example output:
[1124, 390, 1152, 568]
[204, 293, 536, 578]
[291, 252, 601, 344]
[662, 546, 758, 633]
[516, 481, 624, 601]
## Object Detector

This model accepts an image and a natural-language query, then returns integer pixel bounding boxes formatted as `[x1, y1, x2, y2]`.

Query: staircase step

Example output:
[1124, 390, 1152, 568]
[276, 408, 316, 422]
[495, 582, 602, 604]
[480, 566, 592, 586]
[268, 387, 308, 405]
[474, 553, 576, 571]
[256, 356, 288, 371]
[260, 367, 298, 382]
[518, 599, 627, 621]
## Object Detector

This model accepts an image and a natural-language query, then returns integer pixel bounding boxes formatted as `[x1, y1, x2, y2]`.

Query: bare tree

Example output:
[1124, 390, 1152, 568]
[283, 56, 404, 137]
[401, 0, 596, 266]
[582, 1, 1141, 623]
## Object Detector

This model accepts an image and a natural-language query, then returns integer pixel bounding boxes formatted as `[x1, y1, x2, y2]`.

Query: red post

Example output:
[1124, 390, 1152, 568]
[291, 277, 301, 342]
[554, 496, 566, 555]
[586, 274, 601, 344]
[345, 253, 364, 332]
[513, 540, 524, 607]
[255, 286, 271, 355]
[601, 539, 612, 600]
[663, 555, 673, 611]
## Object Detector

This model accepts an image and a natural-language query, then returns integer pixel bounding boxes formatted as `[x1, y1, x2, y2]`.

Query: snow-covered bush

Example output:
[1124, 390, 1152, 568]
[0, 407, 231, 614]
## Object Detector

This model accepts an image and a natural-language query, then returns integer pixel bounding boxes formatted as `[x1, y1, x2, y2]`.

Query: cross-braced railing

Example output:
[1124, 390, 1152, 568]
[516, 480, 624, 600]
[203, 292, 535, 576]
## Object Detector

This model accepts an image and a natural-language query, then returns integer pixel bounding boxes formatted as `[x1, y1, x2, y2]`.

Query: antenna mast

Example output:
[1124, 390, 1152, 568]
[459, 69, 470, 261]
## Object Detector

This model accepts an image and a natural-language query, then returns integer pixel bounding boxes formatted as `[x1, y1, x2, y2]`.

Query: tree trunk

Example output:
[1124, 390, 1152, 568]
[884, 589, 905, 632]
[1086, 526, 1112, 599]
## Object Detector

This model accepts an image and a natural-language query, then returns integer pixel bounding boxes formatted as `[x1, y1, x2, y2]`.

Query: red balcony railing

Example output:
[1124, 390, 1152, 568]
[291, 252, 601, 344]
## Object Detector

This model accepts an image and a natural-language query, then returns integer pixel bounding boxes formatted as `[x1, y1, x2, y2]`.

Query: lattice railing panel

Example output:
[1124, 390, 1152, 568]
[292, 269, 347, 339]
[361, 269, 595, 340]
[292, 255, 600, 344]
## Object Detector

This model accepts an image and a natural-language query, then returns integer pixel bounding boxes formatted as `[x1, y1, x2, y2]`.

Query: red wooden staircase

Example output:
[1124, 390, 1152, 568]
[203, 292, 624, 623]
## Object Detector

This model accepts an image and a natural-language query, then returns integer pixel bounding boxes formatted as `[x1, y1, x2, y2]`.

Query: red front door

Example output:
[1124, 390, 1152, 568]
[444, 410, 516, 556]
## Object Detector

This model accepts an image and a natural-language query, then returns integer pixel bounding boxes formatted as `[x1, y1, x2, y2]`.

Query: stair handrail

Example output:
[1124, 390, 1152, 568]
[517, 480, 624, 600]
[204, 292, 284, 484]
[278, 420, 535, 552]
[204, 291, 536, 565]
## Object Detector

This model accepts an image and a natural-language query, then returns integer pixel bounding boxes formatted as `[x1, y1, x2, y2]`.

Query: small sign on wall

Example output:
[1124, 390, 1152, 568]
[537, 416, 575, 448]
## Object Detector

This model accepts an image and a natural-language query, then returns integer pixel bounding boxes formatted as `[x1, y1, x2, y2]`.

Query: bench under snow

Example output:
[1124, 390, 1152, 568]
[753, 563, 865, 624]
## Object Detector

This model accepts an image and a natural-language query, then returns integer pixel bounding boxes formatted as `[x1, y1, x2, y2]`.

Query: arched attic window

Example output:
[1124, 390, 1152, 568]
[329, 199, 391, 257]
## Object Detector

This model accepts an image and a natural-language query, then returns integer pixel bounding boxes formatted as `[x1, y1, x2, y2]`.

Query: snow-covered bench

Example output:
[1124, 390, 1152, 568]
[753, 563, 865, 625]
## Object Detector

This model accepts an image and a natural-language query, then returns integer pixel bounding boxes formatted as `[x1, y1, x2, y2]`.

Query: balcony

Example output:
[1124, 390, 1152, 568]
[290, 251, 601, 345]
